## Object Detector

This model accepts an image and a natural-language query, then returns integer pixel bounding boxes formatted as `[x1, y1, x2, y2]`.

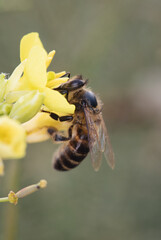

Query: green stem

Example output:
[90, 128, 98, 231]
[0, 197, 9, 203]
[3, 160, 20, 240]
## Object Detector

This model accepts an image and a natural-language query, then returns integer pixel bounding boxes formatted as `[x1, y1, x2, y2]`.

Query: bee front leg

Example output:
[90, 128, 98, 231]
[60, 72, 71, 78]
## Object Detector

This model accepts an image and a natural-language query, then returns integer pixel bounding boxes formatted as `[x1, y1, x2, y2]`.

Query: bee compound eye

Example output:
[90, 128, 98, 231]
[83, 91, 98, 108]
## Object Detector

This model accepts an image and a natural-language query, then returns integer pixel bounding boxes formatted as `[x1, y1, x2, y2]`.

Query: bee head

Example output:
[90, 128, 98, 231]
[81, 90, 98, 109]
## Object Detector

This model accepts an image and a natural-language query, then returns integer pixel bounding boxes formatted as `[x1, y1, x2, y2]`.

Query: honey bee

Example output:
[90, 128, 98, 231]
[47, 75, 115, 171]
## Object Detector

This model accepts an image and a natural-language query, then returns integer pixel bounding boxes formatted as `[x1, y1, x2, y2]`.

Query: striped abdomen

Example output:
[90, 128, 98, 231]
[53, 126, 89, 171]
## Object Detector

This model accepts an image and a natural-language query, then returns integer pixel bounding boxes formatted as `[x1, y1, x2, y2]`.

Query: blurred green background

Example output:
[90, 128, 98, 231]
[1, 0, 161, 239]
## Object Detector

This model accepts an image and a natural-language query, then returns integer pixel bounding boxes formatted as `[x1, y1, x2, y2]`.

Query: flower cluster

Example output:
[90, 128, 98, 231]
[0, 32, 75, 175]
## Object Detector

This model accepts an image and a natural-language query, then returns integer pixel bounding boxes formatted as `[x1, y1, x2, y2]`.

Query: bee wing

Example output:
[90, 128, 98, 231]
[100, 115, 115, 169]
[84, 108, 103, 171]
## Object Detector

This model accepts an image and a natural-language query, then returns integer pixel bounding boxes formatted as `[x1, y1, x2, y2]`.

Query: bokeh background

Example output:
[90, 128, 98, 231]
[1, 0, 161, 239]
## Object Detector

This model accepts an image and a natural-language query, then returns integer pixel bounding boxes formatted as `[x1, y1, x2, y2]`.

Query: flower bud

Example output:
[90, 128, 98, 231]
[0, 102, 12, 115]
[0, 73, 7, 102]
[9, 90, 44, 123]
[6, 90, 31, 104]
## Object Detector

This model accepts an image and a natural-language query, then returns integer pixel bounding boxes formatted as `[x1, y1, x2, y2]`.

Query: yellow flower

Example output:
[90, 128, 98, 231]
[0, 116, 26, 159]
[6, 32, 75, 116]
[22, 112, 71, 143]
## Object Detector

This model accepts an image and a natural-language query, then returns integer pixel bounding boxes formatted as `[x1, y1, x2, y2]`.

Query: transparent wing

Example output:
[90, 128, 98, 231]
[99, 114, 115, 169]
[84, 108, 115, 170]
[84, 108, 102, 171]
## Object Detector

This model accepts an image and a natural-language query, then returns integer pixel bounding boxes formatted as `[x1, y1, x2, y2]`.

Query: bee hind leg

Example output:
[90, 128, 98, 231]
[47, 126, 73, 142]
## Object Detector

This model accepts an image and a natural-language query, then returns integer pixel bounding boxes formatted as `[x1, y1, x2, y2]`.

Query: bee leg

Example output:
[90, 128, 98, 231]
[55, 134, 70, 142]
[55, 125, 72, 141]
[41, 110, 73, 122]
[47, 125, 73, 142]
[47, 128, 69, 142]
[50, 113, 73, 122]
[59, 115, 73, 122]
[60, 72, 71, 78]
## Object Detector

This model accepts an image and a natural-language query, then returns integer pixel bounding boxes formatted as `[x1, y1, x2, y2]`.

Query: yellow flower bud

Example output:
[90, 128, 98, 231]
[0, 102, 12, 115]
[0, 116, 26, 159]
[0, 73, 7, 102]
[9, 90, 44, 123]
[6, 90, 31, 104]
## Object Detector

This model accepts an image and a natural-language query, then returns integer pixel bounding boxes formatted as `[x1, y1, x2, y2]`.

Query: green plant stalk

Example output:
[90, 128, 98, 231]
[3, 160, 20, 240]
[0, 197, 9, 203]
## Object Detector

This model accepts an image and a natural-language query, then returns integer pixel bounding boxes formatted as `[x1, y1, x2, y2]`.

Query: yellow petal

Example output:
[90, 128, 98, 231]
[46, 77, 69, 88]
[0, 117, 26, 159]
[47, 71, 56, 81]
[55, 71, 67, 78]
[25, 46, 47, 89]
[43, 87, 75, 115]
[14, 75, 33, 91]
[46, 50, 56, 68]
[5, 60, 27, 94]
[22, 112, 72, 143]
[25, 128, 50, 143]
[20, 32, 46, 62]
